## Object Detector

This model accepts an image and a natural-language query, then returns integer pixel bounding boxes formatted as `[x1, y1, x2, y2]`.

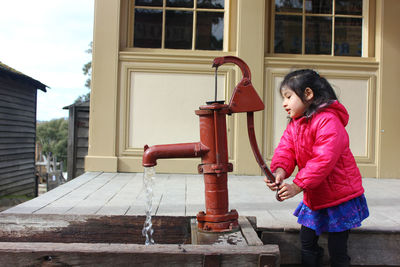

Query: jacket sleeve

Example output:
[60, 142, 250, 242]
[271, 124, 296, 178]
[293, 114, 347, 190]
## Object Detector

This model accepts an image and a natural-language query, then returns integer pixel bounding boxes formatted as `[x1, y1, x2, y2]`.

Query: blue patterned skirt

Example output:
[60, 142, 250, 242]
[293, 194, 369, 235]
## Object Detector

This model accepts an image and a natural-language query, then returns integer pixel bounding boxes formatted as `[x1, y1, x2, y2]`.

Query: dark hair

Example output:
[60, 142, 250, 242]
[279, 69, 337, 115]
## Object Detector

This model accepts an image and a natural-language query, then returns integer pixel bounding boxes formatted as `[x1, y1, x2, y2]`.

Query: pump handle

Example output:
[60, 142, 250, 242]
[212, 56, 282, 201]
[213, 56, 264, 113]
[248, 112, 282, 202]
[213, 56, 251, 80]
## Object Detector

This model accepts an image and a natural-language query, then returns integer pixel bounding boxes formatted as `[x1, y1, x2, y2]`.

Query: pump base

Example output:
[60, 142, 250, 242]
[197, 209, 239, 232]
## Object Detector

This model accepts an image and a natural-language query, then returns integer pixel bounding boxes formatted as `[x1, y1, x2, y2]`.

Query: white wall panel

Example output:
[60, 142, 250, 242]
[129, 72, 225, 148]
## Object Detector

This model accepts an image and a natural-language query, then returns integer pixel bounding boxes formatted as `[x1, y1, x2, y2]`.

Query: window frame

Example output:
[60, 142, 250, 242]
[270, 0, 371, 57]
[128, 0, 230, 51]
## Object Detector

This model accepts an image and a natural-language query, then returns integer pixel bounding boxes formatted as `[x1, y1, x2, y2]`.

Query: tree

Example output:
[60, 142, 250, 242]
[75, 41, 92, 104]
[82, 41, 92, 89]
[36, 118, 68, 171]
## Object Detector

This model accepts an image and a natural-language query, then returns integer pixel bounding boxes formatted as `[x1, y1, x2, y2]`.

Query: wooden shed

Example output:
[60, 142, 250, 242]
[63, 101, 89, 180]
[0, 61, 47, 197]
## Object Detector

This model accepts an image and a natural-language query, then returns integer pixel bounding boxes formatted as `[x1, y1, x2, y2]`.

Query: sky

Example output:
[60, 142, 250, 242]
[0, 0, 94, 121]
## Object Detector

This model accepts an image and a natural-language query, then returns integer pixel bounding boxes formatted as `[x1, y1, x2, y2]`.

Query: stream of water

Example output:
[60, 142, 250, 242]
[142, 167, 155, 245]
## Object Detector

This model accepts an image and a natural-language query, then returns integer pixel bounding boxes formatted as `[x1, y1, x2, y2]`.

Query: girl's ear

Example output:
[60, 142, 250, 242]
[305, 87, 314, 101]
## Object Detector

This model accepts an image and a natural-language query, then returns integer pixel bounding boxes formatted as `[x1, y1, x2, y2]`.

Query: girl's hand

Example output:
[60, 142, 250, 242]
[264, 168, 286, 191]
[277, 183, 302, 200]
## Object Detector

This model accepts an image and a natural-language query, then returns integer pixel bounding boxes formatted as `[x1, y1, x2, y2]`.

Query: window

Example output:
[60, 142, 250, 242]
[131, 0, 226, 50]
[273, 0, 363, 56]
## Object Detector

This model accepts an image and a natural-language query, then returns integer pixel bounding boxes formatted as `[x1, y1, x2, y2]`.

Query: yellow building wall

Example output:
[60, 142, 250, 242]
[376, 0, 400, 178]
[86, 0, 400, 178]
[85, 0, 120, 172]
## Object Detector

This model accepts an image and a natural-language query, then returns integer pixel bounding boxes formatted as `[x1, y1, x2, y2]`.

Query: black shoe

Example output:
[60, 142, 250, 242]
[301, 247, 324, 267]
[330, 254, 350, 267]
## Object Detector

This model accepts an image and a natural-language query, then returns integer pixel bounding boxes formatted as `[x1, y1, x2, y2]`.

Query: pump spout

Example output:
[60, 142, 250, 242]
[142, 142, 210, 167]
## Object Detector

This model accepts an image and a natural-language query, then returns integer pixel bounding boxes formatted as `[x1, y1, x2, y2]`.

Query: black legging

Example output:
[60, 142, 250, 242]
[300, 225, 350, 267]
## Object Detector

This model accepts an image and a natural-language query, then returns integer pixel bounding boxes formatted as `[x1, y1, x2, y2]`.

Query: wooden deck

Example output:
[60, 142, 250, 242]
[2, 171, 400, 266]
[3, 171, 400, 232]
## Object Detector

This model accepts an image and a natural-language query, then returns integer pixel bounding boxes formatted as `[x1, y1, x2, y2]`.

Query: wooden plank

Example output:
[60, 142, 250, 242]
[125, 173, 169, 216]
[0, 83, 36, 101]
[0, 169, 33, 182]
[0, 181, 35, 197]
[77, 127, 89, 138]
[261, 230, 400, 266]
[227, 175, 300, 230]
[0, 176, 35, 190]
[0, 125, 35, 133]
[0, 214, 191, 245]
[0, 112, 35, 123]
[0, 147, 35, 156]
[0, 158, 33, 168]
[0, 99, 36, 113]
[77, 111, 90, 119]
[77, 112, 90, 119]
[228, 175, 269, 212]
[65, 173, 132, 215]
[238, 216, 264, 246]
[348, 231, 400, 266]
[36, 172, 115, 215]
[66, 104, 76, 179]
[96, 173, 143, 215]
[0, 119, 35, 127]
[74, 168, 85, 178]
[194, 227, 247, 246]
[0, 137, 35, 144]
[0, 143, 34, 149]
[0, 131, 34, 138]
[0, 168, 34, 181]
[0, 153, 34, 163]
[0, 242, 280, 267]
[359, 208, 400, 232]
[0, 161, 35, 196]
[0, 159, 34, 174]
[375, 208, 400, 224]
[0, 107, 35, 119]
[156, 174, 186, 216]
[76, 159, 85, 169]
[76, 147, 88, 157]
[185, 175, 205, 216]
[0, 94, 36, 108]
[77, 137, 88, 147]
[265, 209, 300, 231]
[2, 172, 102, 214]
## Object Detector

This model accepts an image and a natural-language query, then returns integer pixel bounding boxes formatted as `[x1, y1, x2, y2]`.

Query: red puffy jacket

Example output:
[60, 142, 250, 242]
[271, 101, 364, 210]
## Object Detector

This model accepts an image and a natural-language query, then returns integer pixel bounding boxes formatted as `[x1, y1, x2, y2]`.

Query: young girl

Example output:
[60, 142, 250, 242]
[266, 69, 369, 267]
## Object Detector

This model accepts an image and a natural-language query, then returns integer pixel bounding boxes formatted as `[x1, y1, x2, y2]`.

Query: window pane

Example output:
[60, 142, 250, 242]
[305, 0, 332, 14]
[275, 0, 303, 13]
[274, 15, 302, 54]
[197, 0, 224, 9]
[135, 0, 163, 7]
[335, 0, 362, 15]
[134, 9, 162, 48]
[334, 18, 362, 56]
[166, 0, 193, 8]
[165, 11, 193, 49]
[305, 16, 332, 54]
[196, 12, 223, 50]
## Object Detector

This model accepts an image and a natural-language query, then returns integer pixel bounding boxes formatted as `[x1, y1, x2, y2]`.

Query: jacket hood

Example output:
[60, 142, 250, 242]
[322, 100, 349, 127]
[296, 100, 349, 127]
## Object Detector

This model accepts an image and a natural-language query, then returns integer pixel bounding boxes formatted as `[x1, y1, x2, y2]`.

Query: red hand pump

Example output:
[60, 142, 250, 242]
[143, 56, 278, 232]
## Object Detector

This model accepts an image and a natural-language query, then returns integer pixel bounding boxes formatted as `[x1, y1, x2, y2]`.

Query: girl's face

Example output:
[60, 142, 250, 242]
[281, 87, 312, 119]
